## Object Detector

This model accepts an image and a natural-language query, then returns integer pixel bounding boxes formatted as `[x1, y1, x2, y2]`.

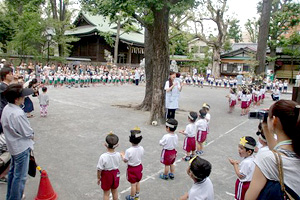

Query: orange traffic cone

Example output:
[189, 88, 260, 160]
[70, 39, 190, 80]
[35, 170, 58, 200]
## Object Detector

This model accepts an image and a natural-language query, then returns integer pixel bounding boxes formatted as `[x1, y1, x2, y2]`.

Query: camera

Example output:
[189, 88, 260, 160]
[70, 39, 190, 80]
[248, 109, 269, 122]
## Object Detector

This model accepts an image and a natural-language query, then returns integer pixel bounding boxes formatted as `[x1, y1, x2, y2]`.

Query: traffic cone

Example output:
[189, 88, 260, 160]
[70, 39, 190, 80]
[35, 170, 58, 200]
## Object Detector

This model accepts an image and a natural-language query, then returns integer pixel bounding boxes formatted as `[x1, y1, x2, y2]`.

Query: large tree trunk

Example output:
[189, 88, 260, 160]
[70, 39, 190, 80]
[212, 47, 221, 77]
[256, 0, 273, 75]
[137, 28, 153, 111]
[114, 18, 121, 64]
[149, 5, 170, 124]
[268, 46, 276, 72]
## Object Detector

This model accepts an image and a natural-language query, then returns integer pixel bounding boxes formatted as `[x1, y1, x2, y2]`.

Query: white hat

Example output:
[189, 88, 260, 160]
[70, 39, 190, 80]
[1, 59, 6, 62]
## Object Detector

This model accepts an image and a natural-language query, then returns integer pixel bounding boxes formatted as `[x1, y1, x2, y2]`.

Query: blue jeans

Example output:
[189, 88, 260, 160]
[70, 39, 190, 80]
[6, 148, 30, 200]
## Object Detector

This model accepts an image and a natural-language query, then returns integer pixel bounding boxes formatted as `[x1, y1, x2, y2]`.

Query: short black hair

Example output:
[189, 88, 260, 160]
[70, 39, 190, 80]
[4, 84, 23, 103]
[199, 108, 207, 119]
[190, 156, 212, 182]
[0, 67, 13, 81]
[166, 118, 178, 132]
[42, 87, 47, 92]
[105, 133, 119, 149]
[129, 129, 143, 144]
[189, 111, 198, 122]
[244, 136, 257, 154]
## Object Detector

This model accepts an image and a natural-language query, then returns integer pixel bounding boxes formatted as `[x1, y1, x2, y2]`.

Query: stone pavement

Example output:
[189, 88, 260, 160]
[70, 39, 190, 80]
[0, 84, 293, 200]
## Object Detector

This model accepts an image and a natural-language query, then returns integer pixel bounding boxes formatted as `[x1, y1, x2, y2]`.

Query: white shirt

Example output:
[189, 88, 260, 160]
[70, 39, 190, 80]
[255, 150, 300, 195]
[164, 80, 181, 109]
[241, 94, 248, 102]
[239, 155, 255, 182]
[124, 146, 144, 167]
[184, 123, 197, 137]
[159, 133, 178, 150]
[97, 152, 121, 171]
[205, 113, 211, 124]
[188, 178, 214, 200]
[195, 119, 207, 131]
[230, 93, 237, 101]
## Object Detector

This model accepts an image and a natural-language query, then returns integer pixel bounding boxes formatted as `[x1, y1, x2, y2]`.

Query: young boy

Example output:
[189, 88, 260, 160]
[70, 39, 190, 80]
[195, 109, 208, 155]
[228, 136, 256, 200]
[159, 118, 178, 180]
[38, 87, 49, 117]
[121, 127, 144, 200]
[179, 156, 214, 200]
[179, 112, 198, 161]
[97, 133, 121, 200]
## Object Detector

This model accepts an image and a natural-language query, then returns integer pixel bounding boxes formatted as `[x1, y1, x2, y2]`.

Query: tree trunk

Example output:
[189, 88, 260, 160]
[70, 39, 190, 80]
[256, 0, 273, 75]
[137, 28, 153, 111]
[149, 5, 170, 124]
[212, 47, 221, 77]
[114, 18, 121, 64]
[268, 46, 276, 72]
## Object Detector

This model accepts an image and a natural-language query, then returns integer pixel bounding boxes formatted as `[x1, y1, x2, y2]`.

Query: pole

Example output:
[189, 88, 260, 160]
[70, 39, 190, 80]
[47, 40, 50, 64]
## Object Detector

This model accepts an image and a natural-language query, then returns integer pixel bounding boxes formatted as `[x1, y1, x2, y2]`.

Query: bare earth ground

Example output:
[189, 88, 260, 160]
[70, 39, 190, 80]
[0, 83, 293, 200]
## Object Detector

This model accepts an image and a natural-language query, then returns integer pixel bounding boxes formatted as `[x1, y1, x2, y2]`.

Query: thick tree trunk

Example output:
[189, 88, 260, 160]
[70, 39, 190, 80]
[149, 6, 170, 124]
[212, 47, 221, 77]
[268, 46, 276, 72]
[256, 0, 273, 75]
[137, 28, 153, 111]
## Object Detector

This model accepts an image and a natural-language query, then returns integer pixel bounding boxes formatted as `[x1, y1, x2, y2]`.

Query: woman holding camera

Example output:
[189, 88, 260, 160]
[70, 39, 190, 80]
[245, 100, 300, 199]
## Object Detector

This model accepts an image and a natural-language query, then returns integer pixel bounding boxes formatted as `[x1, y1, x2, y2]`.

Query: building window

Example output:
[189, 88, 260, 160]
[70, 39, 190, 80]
[118, 53, 127, 63]
[191, 46, 199, 53]
[199, 46, 208, 53]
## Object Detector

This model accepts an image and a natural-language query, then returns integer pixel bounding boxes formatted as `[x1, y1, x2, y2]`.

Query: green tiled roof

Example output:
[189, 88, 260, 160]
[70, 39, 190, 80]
[65, 12, 144, 45]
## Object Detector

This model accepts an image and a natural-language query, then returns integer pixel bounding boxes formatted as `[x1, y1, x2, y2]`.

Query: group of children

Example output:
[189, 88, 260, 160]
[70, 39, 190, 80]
[226, 84, 267, 115]
[97, 103, 214, 200]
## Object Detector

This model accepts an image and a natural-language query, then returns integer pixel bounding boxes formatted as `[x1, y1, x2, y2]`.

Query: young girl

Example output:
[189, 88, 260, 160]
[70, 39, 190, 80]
[283, 80, 288, 93]
[227, 88, 237, 113]
[195, 109, 208, 155]
[179, 112, 198, 161]
[228, 136, 256, 200]
[240, 89, 248, 116]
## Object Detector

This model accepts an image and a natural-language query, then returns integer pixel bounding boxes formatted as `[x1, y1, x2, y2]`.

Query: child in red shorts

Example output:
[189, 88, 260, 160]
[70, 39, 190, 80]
[195, 109, 208, 155]
[179, 112, 198, 161]
[97, 133, 121, 200]
[121, 127, 144, 200]
[159, 118, 178, 180]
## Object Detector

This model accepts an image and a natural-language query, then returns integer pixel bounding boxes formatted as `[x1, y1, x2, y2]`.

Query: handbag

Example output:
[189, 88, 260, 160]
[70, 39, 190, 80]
[258, 150, 299, 200]
[28, 151, 37, 177]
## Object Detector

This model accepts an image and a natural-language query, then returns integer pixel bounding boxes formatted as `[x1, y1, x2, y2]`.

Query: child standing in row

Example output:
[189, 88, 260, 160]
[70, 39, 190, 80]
[228, 136, 256, 200]
[38, 86, 49, 117]
[179, 112, 198, 161]
[97, 133, 121, 200]
[195, 109, 208, 155]
[179, 156, 214, 200]
[159, 118, 178, 180]
[121, 127, 144, 200]
[226, 88, 237, 113]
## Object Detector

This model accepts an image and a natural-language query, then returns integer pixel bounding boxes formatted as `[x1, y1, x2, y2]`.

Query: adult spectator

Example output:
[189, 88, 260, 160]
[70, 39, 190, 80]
[23, 78, 39, 118]
[236, 72, 243, 86]
[206, 67, 211, 81]
[0, 133, 10, 183]
[245, 100, 300, 199]
[1, 84, 34, 200]
[164, 72, 182, 119]
[296, 71, 300, 87]
[134, 68, 140, 86]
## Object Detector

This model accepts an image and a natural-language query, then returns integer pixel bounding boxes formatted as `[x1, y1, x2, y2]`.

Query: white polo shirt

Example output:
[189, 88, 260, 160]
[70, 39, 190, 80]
[124, 146, 144, 166]
[159, 133, 178, 150]
[188, 178, 214, 200]
[97, 152, 121, 171]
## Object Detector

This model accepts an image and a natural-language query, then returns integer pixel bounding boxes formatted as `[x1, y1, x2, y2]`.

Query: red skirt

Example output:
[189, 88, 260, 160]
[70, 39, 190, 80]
[197, 130, 208, 143]
[127, 164, 143, 183]
[235, 179, 250, 200]
[230, 100, 236, 107]
[160, 149, 177, 165]
[183, 137, 196, 152]
[241, 101, 247, 109]
[101, 169, 120, 191]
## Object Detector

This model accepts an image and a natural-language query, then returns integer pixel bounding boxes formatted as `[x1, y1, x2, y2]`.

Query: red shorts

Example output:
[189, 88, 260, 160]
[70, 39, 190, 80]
[160, 149, 177, 165]
[183, 137, 196, 152]
[197, 130, 208, 143]
[230, 100, 236, 107]
[100, 169, 120, 191]
[241, 101, 247, 109]
[127, 164, 143, 183]
[247, 100, 251, 107]
[254, 96, 258, 102]
[235, 179, 250, 200]
[262, 94, 265, 99]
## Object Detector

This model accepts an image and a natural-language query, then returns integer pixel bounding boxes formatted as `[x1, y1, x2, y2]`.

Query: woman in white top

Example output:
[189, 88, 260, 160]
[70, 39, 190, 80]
[164, 72, 182, 119]
[245, 100, 300, 200]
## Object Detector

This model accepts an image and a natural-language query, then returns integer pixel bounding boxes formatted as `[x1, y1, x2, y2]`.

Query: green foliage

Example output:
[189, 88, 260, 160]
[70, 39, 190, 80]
[223, 38, 232, 52]
[281, 32, 300, 58]
[228, 19, 242, 43]
[244, 18, 259, 43]
[0, 7, 15, 52]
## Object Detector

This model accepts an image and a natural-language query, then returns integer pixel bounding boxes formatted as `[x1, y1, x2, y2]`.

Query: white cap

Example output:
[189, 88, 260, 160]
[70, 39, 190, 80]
[1, 59, 6, 62]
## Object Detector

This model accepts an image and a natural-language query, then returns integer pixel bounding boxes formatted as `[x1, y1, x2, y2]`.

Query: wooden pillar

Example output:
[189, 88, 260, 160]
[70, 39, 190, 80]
[96, 36, 100, 62]
[127, 45, 132, 64]
[292, 87, 300, 103]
